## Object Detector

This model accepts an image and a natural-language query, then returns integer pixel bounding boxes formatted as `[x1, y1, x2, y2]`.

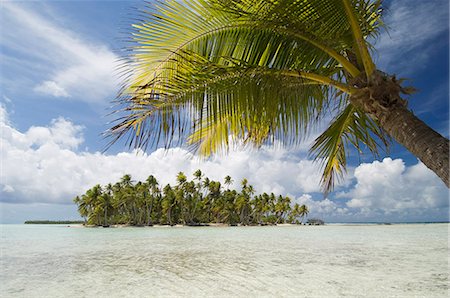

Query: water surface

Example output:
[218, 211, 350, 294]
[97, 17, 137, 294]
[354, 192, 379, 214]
[1, 224, 448, 297]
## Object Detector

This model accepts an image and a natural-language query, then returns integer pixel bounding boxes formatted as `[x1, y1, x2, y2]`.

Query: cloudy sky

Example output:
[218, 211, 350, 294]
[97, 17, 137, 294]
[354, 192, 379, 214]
[0, 0, 448, 223]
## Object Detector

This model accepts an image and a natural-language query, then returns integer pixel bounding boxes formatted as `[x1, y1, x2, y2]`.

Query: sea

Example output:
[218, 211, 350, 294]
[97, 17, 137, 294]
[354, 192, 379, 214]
[0, 223, 448, 297]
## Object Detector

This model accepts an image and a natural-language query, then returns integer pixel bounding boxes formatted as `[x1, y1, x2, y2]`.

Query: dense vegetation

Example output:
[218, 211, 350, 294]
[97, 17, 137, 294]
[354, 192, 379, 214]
[73, 170, 309, 226]
[306, 219, 325, 225]
[24, 220, 84, 224]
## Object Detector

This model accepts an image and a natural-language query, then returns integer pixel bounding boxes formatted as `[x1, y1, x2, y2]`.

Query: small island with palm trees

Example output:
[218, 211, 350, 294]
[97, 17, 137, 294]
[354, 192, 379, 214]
[73, 170, 312, 227]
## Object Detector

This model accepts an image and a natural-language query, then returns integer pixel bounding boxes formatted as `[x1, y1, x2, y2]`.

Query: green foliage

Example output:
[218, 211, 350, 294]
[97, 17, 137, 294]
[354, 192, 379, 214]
[108, 0, 387, 194]
[73, 171, 308, 226]
[24, 220, 84, 224]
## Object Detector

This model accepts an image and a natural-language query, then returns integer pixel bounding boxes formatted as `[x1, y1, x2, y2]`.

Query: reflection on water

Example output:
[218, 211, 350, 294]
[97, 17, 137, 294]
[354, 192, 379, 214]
[1, 224, 448, 297]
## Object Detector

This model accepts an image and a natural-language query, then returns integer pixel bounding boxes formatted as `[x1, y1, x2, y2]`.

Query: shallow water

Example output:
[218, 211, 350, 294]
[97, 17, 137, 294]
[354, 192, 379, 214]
[0, 224, 448, 297]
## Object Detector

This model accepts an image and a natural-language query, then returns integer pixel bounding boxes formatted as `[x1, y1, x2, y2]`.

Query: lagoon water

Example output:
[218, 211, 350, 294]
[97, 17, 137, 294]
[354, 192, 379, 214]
[0, 224, 448, 297]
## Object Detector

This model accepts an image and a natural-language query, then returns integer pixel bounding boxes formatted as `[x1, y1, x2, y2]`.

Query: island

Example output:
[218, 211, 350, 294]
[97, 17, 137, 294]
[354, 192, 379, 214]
[73, 170, 312, 227]
[24, 220, 84, 224]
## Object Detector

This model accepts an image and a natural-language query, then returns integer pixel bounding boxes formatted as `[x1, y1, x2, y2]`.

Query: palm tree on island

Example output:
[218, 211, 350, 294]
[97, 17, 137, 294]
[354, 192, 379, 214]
[73, 172, 312, 226]
[298, 204, 310, 224]
[107, 0, 449, 194]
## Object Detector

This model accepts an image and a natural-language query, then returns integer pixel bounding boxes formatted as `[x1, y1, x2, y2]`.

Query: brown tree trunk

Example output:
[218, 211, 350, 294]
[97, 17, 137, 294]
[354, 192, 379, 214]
[350, 71, 449, 187]
[377, 105, 448, 187]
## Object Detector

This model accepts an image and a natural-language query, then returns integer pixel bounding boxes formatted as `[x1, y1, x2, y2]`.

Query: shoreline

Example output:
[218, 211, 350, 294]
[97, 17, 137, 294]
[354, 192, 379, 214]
[64, 222, 450, 228]
[20, 221, 449, 228]
[68, 223, 314, 228]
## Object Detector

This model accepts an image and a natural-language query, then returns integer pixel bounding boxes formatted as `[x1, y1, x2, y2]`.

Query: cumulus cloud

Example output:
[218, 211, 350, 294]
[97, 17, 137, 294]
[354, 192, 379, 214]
[375, 0, 448, 73]
[340, 158, 449, 221]
[1, 2, 118, 103]
[1, 107, 447, 221]
[0, 106, 323, 205]
[2, 113, 84, 151]
[295, 194, 350, 219]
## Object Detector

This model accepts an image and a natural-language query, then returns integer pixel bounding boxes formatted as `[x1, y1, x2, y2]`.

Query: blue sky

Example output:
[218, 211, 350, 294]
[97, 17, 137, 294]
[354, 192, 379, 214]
[0, 0, 448, 223]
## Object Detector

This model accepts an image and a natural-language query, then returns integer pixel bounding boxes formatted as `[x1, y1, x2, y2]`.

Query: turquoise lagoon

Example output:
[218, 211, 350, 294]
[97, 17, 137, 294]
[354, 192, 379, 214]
[1, 223, 448, 297]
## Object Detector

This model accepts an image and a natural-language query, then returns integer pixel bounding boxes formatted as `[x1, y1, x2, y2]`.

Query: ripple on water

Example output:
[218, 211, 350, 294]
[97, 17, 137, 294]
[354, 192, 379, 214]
[0, 224, 448, 297]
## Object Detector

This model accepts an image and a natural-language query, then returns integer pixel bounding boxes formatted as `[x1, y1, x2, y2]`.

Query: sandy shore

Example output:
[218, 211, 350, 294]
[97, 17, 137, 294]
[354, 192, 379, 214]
[72, 223, 308, 228]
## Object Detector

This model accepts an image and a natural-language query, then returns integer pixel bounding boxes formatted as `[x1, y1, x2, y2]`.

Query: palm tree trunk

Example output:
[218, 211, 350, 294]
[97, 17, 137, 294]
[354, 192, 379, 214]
[168, 208, 172, 225]
[375, 105, 448, 186]
[350, 71, 449, 187]
[147, 200, 153, 226]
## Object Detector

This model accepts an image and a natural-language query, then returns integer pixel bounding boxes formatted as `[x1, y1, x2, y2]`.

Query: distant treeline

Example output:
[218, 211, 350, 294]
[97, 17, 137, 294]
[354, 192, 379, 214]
[73, 170, 309, 226]
[24, 220, 84, 224]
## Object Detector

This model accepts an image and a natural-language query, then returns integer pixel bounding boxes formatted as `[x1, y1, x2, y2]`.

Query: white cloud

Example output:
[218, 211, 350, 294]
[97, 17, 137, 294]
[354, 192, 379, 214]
[375, 0, 448, 74]
[0, 106, 323, 204]
[2, 185, 14, 193]
[0, 104, 9, 125]
[341, 158, 448, 220]
[1, 2, 118, 103]
[34, 81, 70, 98]
[2, 109, 84, 151]
[295, 194, 350, 219]
[294, 157, 449, 222]
[1, 107, 447, 221]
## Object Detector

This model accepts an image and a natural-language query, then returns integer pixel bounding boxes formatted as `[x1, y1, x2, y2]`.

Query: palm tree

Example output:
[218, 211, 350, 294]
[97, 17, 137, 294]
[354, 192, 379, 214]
[73, 171, 309, 226]
[298, 204, 309, 224]
[73, 195, 88, 223]
[176, 172, 187, 185]
[250, 195, 265, 224]
[193, 169, 203, 182]
[145, 175, 159, 225]
[111, 182, 127, 224]
[224, 175, 233, 190]
[274, 195, 286, 224]
[120, 174, 133, 188]
[207, 180, 222, 222]
[109, 0, 449, 193]
[135, 181, 148, 225]
[84, 184, 103, 225]
[101, 183, 114, 226]
[222, 189, 238, 225]
[162, 184, 176, 225]
[289, 203, 302, 224]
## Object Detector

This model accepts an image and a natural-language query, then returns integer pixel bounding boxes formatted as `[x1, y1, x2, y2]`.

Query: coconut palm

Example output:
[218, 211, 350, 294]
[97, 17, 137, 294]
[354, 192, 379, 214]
[134, 181, 148, 225]
[176, 172, 187, 185]
[162, 184, 176, 225]
[207, 180, 222, 222]
[85, 184, 103, 225]
[251, 195, 266, 224]
[298, 204, 309, 224]
[145, 175, 160, 225]
[108, 0, 449, 193]
[193, 169, 203, 182]
[120, 174, 133, 188]
[73, 195, 88, 223]
[101, 183, 114, 226]
[274, 195, 291, 223]
[224, 175, 233, 190]
[73, 171, 308, 226]
[289, 203, 301, 224]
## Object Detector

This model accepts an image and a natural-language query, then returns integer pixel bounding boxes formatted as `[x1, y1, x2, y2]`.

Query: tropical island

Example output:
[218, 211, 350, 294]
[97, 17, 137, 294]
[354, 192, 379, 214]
[73, 170, 311, 227]
[24, 220, 85, 224]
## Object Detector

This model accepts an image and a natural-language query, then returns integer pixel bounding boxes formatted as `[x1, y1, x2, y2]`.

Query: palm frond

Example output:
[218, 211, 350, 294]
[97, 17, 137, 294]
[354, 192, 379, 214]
[310, 103, 390, 194]
[110, 63, 335, 152]
[107, 0, 387, 194]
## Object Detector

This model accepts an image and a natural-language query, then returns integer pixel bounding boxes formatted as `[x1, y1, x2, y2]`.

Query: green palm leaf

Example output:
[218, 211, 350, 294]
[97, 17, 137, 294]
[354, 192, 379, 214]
[310, 103, 389, 194]
[108, 0, 385, 193]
